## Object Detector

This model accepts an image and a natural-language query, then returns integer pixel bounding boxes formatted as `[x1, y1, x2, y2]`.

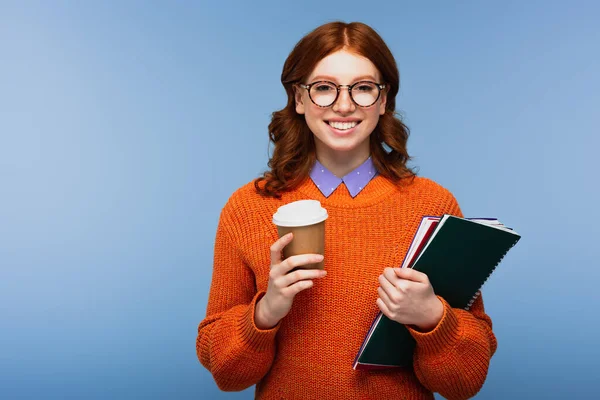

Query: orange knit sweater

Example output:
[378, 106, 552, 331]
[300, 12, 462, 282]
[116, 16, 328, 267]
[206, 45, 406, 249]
[196, 175, 497, 400]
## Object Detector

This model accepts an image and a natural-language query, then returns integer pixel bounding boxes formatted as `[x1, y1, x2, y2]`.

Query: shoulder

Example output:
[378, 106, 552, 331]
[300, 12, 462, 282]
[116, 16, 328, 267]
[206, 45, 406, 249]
[398, 175, 462, 216]
[402, 176, 457, 200]
[218, 179, 282, 226]
[229, 180, 263, 203]
[221, 180, 265, 215]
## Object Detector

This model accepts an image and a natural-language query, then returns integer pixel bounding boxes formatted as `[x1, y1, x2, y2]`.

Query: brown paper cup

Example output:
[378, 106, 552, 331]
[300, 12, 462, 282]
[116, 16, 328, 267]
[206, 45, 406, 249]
[276, 221, 326, 270]
[272, 200, 328, 270]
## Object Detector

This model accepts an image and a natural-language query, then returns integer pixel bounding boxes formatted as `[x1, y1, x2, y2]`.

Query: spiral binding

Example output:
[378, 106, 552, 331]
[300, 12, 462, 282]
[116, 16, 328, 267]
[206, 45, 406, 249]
[464, 238, 520, 311]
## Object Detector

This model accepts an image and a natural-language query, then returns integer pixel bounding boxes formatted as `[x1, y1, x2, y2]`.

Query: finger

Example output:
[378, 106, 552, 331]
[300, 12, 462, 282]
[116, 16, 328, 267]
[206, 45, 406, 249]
[383, 267, 402, 288]
[383, 267, 398, 282]
[270, 233, 294, 267]
[394, 267, 428, 283]
[280, 268, 327, 287]
[377, 286, 394, 308]
[376, 297, 393, 320]
[280, 253, 324, 274]
[378, 273, 398, 300]
[284, 279, 314, 296]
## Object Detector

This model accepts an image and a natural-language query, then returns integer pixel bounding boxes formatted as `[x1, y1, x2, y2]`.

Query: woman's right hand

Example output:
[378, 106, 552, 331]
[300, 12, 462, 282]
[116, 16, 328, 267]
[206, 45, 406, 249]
[254, 232, 327, 330]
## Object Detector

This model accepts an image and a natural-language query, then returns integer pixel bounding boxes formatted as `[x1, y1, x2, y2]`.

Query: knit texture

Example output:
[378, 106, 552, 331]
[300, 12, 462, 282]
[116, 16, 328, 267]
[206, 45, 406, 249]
[197, 175, 497, 400]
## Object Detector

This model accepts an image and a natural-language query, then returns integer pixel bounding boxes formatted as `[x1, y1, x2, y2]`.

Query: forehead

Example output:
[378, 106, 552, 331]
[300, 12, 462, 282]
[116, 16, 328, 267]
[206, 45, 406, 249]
[308, 50, 380, 82]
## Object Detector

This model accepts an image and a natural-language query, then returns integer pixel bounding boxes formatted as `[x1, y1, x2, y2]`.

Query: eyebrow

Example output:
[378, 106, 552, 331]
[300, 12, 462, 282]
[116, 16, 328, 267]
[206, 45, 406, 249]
[309, 74, 379, 83]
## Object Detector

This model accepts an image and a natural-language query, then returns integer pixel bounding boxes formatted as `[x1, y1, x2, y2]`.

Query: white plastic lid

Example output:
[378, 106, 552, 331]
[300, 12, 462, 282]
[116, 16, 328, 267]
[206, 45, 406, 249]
[272, 200, 328, 227]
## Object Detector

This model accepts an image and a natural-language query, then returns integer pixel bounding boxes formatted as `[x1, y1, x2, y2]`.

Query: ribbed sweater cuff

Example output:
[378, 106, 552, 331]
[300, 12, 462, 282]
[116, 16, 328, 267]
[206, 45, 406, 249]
[238, 291, 280, 352]
[407, 296, 461, 355]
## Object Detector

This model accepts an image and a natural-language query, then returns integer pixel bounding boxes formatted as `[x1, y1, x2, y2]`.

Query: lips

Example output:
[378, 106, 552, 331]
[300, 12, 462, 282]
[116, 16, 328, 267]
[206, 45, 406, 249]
[325, 120, 361, 136]
[327, 121, 358, 130]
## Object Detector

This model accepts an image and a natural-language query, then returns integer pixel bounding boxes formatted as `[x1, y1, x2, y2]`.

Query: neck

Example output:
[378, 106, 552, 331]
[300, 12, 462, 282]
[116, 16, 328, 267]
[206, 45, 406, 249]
[315, 141, 370, 178]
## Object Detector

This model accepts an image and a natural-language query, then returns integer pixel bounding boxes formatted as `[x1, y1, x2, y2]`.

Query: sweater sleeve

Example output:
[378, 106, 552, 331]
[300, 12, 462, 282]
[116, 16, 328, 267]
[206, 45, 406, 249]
[408, 295, 497, 400]
[196, 207, 279, 391]
[407, 188, 497, 400]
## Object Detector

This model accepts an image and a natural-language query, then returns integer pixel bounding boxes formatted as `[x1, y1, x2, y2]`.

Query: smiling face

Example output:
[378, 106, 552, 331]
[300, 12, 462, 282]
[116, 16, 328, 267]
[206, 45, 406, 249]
[295, 49, 387, 165]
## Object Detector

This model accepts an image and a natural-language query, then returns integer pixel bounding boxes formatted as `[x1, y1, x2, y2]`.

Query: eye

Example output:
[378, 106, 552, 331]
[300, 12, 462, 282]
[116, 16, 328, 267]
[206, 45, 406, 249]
[314, 84, 335, 92]
[355, 84, 375, 92]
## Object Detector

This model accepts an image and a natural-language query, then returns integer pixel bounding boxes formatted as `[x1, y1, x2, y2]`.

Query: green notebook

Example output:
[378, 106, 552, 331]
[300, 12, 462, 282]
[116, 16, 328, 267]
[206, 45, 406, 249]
[353, 214, 521, 370]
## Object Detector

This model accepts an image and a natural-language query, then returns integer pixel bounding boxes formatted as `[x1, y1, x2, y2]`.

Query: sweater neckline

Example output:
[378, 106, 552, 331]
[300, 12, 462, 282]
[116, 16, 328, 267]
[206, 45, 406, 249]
[295, 174, 402, 209]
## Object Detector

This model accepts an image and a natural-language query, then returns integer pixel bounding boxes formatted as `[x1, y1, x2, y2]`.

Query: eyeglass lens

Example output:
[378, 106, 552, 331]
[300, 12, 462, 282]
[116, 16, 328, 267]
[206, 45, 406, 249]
[309, 81, 380, 107]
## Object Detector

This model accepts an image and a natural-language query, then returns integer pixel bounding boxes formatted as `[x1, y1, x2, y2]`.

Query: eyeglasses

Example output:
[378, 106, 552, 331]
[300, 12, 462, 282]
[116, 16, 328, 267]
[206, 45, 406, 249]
[297, 80, 386, 108]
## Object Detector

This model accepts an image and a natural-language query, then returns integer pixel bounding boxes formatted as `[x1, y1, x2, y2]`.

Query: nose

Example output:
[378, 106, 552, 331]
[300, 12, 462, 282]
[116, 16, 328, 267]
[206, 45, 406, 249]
[332, 87, 355, 114]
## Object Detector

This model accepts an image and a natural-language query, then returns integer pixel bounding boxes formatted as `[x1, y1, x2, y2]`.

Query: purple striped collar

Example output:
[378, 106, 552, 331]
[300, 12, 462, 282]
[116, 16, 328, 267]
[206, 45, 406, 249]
[309, 157, 378, 198]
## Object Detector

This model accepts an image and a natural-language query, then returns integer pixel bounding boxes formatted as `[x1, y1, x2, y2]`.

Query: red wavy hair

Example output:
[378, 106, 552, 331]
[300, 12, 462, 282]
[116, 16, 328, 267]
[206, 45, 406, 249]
[254, 21, 416, 198]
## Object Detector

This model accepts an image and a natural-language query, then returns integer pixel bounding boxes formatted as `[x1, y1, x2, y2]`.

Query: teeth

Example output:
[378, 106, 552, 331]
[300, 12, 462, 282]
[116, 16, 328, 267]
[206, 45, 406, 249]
[328, 121, 358, 130]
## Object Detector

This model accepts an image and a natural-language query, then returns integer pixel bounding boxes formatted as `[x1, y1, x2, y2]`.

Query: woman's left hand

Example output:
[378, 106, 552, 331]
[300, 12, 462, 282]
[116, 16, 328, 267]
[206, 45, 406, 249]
[377, 267, 444, 332]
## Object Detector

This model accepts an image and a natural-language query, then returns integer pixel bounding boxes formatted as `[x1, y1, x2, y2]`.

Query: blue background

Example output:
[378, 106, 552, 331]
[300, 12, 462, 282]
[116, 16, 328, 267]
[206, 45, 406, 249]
[1, 1, 598, 399]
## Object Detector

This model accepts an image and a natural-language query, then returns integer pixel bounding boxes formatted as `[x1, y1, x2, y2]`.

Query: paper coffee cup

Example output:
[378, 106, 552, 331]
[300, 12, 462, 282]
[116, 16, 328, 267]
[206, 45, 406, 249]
[272, 200, 328, 270]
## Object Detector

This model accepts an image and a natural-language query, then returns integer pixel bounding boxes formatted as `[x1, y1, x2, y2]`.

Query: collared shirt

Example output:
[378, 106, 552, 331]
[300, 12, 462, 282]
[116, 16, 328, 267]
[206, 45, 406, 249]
[309, 157, 378, 198]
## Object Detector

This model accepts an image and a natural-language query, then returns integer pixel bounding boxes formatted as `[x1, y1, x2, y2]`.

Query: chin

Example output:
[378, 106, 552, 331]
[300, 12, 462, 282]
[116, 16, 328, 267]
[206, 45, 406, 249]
[317, 135, 369, 154]
[324, 141, 361, 152]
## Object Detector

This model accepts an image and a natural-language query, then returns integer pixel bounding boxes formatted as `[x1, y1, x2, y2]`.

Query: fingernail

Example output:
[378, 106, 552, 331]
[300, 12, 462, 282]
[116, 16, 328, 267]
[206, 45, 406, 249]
[316, 255, 324, 261]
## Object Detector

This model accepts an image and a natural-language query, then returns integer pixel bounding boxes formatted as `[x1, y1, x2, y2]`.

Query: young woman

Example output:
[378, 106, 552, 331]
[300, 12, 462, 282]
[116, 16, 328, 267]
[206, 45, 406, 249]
[197, 21, 496, 400]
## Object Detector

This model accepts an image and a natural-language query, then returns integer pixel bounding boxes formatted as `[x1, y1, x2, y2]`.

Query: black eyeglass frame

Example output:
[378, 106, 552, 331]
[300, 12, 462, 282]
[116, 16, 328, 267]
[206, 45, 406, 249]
[297, 80, 387, 108]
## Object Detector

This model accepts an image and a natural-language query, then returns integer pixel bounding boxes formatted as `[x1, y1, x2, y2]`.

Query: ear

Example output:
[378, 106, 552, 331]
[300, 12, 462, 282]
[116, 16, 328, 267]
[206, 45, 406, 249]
[294, 85, 305, 115]
[379, 87, 387, 116]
